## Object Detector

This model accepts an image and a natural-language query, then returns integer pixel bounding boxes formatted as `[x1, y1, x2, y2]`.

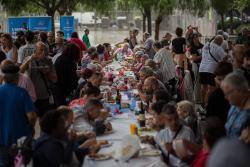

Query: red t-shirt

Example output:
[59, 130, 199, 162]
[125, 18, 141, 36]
[104, 52, 109, 61]
[68, 38, 87, 59]
[69, 98, 87, 108]
[192, 149, 210, 167]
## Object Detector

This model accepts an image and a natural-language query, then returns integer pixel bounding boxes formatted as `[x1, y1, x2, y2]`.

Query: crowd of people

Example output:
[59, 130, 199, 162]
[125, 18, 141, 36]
[0, 25, 249, 167]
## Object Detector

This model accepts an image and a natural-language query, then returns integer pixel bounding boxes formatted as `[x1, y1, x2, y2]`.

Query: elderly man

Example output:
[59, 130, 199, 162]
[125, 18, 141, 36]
[73, 99, 112, 136]
[52, 37, 65, 64]
[114, 43, 133, 60]
[142, 32, 155, 59]
[199, 35, 226, 104]
[222, 72, 250, 138]
[0, 63, 36, 166]
[139, 76, 166, 102]
[18, 30, 36, 64]
[20, 42, 57, 117]
[1, 60, 37, 102]
[153, 41, 176, 87]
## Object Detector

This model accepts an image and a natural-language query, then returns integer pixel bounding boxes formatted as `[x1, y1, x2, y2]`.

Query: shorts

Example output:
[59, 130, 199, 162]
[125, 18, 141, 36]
[199, 72, 215, 86]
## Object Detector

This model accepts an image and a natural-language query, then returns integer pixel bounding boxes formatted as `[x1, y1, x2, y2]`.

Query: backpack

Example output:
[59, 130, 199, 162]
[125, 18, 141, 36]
[10, 136, 35, 167]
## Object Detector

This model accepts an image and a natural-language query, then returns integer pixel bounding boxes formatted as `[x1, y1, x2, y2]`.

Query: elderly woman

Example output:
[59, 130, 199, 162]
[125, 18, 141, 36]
[114, 43, 133, 60]
[145, 59, 163, 81]
[134, 54, 149, 73]
[222, 72, 250, 139]
[138, 66, 154, 83]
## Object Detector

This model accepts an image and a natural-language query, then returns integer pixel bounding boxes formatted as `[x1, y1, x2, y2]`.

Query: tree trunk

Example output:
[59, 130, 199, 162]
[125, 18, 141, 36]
[51, 14, 55, 34]
[144, 8, 152, 35]
[221, 14, 225, 31]
[47, 9, 56, 34]
[58, 9, 66, 16]
[143, 14, 146, 33]
[155, 15, 163, 41]
[229, 10, 234, 34]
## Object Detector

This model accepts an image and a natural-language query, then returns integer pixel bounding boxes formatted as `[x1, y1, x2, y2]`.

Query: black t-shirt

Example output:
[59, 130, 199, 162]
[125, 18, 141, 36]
[206, 88, 230, 124]
[55, 56, 79, 104]
[190, 42, 203, 63]
[0, 50, 6, 63]
[172, 37, 186, 54]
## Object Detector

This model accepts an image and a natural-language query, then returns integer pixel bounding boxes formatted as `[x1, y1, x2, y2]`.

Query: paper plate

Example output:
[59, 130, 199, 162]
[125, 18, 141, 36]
[89, 154, 111, 161]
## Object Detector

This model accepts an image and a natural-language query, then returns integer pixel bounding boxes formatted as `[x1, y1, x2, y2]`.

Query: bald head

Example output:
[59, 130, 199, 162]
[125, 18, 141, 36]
[144, 76, 159, 88]
[143, 76, 159, 96]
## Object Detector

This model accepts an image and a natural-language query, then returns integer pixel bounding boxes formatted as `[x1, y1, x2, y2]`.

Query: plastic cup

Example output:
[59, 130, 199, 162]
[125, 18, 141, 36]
[130, 123, 137, 135]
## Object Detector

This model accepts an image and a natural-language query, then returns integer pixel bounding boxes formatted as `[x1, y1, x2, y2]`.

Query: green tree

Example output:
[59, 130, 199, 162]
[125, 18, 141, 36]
[57, 0, 79, 15]
[154, 0, 209, 40]
[234, 0, 250, 11]
[211, 0, 234, 30]
[1, 0, 66, 33]
[134, 0, 156, 34]
[154, 0, 176, 40]
[0, 0, 26, 15]
[31, 0, 65, 33]
[1, 0, 118, 33]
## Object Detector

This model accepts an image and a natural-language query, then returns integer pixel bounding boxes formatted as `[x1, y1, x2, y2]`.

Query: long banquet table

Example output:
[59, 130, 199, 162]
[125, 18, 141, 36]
[82, 60, 167, 167]
[82, 111, 167, 167]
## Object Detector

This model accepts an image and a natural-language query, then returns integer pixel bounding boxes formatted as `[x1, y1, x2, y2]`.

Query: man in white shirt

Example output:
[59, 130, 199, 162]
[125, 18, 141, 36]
[18, 31, 36, 65]
[155, 104, 195, 167]
[199, 35, 226, 104]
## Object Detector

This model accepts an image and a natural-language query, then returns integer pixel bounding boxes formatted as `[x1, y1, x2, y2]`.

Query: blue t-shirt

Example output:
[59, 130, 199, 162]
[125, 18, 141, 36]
[225, 105, 250, 138]
[0, 83, 35, 146]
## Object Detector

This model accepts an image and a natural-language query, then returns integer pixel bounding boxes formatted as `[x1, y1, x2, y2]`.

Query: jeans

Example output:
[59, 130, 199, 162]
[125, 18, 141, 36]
[0, 146, 10, 167]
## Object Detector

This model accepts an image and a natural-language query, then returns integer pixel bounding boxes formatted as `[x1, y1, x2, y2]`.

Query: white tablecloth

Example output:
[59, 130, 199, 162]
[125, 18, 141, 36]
[82, 113, 167, 167]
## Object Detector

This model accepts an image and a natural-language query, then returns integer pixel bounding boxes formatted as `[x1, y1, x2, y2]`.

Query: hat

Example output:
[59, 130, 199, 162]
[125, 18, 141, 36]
[1, 64, 19, 74]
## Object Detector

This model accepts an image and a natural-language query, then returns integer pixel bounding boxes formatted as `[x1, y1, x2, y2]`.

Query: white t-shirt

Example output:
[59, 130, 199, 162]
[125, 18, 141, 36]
[199, 42, 225, 74]
[155, 126, 195, 167]
[221, 40, 229, 51]
[18, 43, 36, 64]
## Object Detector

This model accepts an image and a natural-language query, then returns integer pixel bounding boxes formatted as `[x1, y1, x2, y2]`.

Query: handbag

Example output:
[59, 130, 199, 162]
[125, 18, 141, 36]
[35, 61, 54, 105]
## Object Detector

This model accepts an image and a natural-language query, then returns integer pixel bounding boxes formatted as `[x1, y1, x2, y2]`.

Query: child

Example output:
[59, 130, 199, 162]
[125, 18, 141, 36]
[177, 100, 198, 137]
